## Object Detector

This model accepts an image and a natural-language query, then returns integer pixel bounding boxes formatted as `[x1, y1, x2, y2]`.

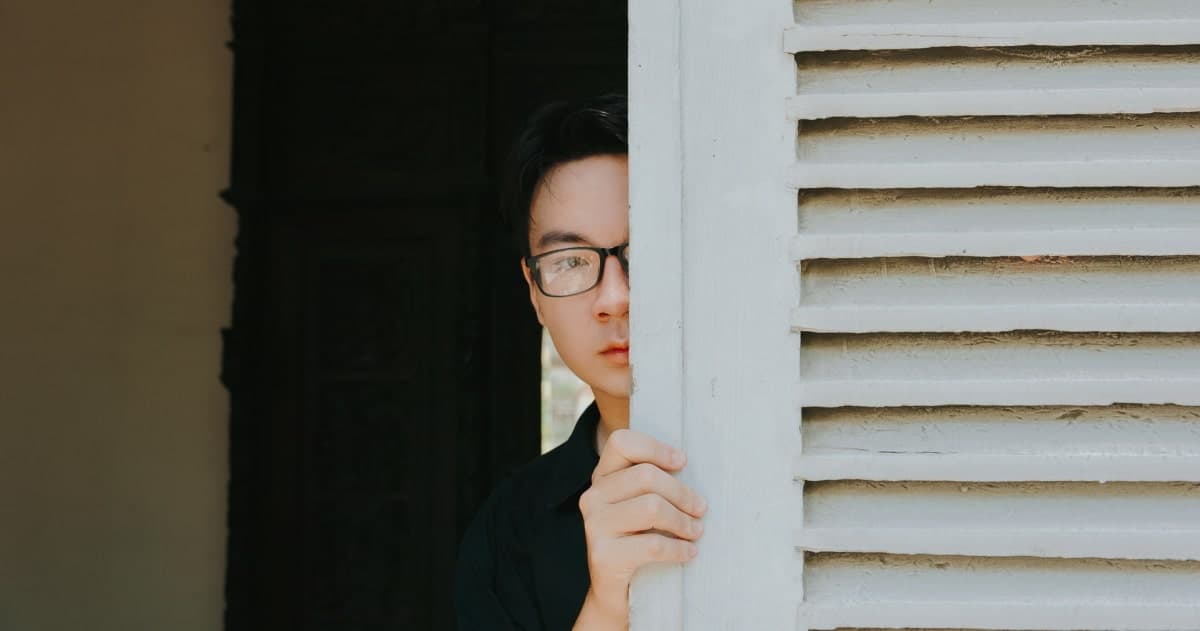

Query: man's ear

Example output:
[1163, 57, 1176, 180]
[520, 259, 545, 326]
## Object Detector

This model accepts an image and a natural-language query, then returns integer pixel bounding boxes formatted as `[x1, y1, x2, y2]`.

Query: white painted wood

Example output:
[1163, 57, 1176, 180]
[793, 228, 1200, 260]
[794, 454, 1200, 483]
[800, 332, 1200, 406]
[800, 378, 1200, 408]
[800, 480, 1200, 558]
[791, 160, 1200, 188]
[793, 188, 1200, 259]
[628, 0, 684, 627]
[798, 602, 1200, 630]
[788, 3, 1200, 628]
[784, 20, 1200, 52]
[802, 331, 1200, 376]
[806, 481, 1200, 527]
[631, 0, 798, 628]
[786, 0, 1200, 51]
[792, 114, 1200, 189]
[800, 554, 1200, 630]
[790, 88, 1200, 119]
[792, 0, 1198, 25]
[787, 227, 1200, 260]
[799, 114, 1200, 163]
[797, 528, 1200, 560]
[674, 0, 799, 628]
[795, 303, 1200, 334]
[791, 48, 1200, 119]
[793, 256, 1200, 333]
[802, 405, 1200, 458]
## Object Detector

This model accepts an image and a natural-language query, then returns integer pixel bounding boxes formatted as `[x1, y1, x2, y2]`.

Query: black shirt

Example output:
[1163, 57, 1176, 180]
[455, 402, 601, 630]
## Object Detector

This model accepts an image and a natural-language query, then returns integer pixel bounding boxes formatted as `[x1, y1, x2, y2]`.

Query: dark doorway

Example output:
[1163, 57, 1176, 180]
[220, 2, 626, 629]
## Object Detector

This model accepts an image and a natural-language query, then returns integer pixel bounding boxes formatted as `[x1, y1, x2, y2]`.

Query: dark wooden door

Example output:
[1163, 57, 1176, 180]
[221, 1, 624, 629]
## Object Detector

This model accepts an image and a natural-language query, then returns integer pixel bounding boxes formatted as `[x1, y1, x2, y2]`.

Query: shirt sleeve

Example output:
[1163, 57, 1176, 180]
[454, 483, 524, 631]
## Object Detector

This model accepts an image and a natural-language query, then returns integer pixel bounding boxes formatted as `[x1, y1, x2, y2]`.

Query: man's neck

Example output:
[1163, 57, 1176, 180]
[592, 391, 629, 455]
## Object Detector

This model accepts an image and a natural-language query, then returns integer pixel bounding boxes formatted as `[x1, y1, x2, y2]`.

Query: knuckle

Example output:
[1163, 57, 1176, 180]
[644, 495, 667, 520]
[638, 495, 655, 518]
[634, 463, 658, 486]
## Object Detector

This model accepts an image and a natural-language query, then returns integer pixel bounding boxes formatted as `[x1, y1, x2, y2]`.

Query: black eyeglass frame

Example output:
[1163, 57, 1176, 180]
[524, 242, 630, 297]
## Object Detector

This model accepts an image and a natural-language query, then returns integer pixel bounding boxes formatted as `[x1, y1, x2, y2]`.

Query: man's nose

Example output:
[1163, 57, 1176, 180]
[593, 255, 629, 318]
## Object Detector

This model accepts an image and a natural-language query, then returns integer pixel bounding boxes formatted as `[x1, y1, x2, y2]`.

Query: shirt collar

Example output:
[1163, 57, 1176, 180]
[544, 400, 602, 510]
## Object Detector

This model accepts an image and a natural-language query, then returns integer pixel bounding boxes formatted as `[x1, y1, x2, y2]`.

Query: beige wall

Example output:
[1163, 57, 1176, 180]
[0, 2, 232, 629]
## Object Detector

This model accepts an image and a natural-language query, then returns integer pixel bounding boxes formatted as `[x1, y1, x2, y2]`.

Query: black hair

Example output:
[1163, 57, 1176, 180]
[500, 94, 628, 258]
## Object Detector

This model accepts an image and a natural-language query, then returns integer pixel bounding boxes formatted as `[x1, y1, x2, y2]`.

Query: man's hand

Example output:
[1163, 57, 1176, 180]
[573, 429, 707, 628]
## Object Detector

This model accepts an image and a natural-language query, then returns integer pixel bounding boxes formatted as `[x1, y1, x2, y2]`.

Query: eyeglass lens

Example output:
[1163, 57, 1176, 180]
[539, 249, 602, 296]
[537, 245, 629, 297]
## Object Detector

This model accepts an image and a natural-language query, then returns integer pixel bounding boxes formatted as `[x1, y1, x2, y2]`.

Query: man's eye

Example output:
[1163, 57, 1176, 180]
[552, 255, 590, 272]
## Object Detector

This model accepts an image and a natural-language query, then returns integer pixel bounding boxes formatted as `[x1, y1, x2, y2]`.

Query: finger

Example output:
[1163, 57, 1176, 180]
[597, 494, 705, 541]
[620, 533, 698, 566]
[586, 462, 707, 518]
[593, 429, 685, 479]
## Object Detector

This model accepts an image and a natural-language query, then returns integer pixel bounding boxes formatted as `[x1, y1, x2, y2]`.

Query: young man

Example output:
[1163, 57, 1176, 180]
[455, 95, 708, 630]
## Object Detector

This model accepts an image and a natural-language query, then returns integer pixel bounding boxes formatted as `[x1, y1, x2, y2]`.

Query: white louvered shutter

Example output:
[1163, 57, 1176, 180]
[631, 0, 1200, 628]
[786, 1, 1200, 630]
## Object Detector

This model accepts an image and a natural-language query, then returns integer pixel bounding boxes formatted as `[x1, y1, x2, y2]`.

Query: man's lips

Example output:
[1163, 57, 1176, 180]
[601, 344, 630, 363]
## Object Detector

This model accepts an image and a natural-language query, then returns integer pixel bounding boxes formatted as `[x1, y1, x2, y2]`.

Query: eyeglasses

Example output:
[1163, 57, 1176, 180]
[525, 243, 630, 297]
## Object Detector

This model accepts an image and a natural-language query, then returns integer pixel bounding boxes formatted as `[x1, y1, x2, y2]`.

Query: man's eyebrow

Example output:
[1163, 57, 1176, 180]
[537, 230, 591, 250]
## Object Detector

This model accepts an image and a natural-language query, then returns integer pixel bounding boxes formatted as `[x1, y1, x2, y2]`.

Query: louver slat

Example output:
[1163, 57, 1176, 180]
[791, 189, 1200, 259]
[786, 0, 1200, 52]
[799, 601, 1200, 631]
[799, 554, 1200, 630]
[783, 20, 1200, 53]
[797, 404, 1200, 481]
[789, 47, 1200, 119]
[792, 257, 1200, 333]
[799, 480, 1200, 559]
[798, 332, 1200, 407]
[797, 528, 1200, 561]
[794, 454, 1200, 483]
[791, 114, 1200, 189]
[790, 3, 1200, 630]
[801, 556, 1200, 628]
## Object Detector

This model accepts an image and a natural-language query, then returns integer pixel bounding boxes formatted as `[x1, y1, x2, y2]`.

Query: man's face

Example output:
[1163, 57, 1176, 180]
[522, 154, 631, 402]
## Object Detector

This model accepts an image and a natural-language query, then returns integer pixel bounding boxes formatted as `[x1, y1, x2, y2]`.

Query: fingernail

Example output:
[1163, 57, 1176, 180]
[692, 520, 704, 536]
[696, 496, 708, 514]
[688, 543, 698, 558]
[671, 451, 685, 467]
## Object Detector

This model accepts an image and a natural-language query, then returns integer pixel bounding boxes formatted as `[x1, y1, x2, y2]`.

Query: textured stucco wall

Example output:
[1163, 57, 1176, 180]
[0, 3, 233, 629]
